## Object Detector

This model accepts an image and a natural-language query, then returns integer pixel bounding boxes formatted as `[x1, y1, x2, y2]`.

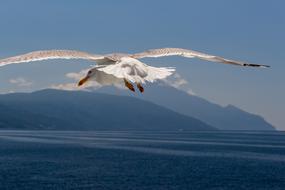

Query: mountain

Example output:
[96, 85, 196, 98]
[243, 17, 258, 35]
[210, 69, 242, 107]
[0, 89, 215, 131]
[97, 85, 275, 131]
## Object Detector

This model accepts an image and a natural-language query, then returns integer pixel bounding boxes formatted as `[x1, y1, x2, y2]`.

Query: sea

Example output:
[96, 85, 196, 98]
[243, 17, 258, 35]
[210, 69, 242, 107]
[0, 130, 284, 190]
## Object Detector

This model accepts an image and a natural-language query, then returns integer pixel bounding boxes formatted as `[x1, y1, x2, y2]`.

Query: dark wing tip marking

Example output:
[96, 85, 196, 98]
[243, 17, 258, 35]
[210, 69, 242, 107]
[243, 63, 270, 68]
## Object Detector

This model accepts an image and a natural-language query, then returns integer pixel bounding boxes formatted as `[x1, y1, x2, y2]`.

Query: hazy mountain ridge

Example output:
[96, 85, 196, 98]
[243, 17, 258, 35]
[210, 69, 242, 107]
[97, 85, 275, 131]
[0, 89, 215, 131]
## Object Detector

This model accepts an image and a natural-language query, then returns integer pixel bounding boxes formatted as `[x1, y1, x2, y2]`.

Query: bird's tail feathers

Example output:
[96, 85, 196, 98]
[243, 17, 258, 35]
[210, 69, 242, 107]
[145, 66, 175, 82]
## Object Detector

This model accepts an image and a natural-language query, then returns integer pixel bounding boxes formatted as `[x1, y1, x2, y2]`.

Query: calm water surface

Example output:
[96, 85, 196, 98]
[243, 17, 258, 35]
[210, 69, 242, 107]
[0, 130, 284, 190]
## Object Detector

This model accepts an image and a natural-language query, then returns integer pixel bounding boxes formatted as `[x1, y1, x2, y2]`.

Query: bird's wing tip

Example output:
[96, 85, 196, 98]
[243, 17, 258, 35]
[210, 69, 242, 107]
[243, 63, 270, 68]
[261, 65, 270, 68]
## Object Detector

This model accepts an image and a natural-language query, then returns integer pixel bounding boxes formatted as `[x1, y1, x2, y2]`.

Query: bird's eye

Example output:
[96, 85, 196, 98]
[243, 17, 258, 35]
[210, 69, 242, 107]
[88, 71, 92, 74]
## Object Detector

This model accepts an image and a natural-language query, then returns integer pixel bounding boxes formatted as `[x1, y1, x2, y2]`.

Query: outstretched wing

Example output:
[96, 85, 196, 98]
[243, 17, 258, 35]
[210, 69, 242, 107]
[0, 50, 105, 67]
[132, 48, 270, 68]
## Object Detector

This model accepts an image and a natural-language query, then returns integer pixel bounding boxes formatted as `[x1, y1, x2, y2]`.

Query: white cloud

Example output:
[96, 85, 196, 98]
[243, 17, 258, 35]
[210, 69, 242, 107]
[50, 69, 102, 91]
[9, 77, 33, 87]
[163, 73, 196, 95]
[186, 89, 196, 96]
[65, 69, 89, 80]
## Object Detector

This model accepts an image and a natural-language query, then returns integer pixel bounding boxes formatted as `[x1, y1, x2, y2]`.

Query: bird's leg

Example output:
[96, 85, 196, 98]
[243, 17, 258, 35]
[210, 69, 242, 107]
[136, 83, 144, 93]
[124, 79, 135, 92]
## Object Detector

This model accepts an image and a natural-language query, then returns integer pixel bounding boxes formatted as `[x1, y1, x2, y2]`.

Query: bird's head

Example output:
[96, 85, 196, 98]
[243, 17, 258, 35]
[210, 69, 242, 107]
[78, 68, 96, 86]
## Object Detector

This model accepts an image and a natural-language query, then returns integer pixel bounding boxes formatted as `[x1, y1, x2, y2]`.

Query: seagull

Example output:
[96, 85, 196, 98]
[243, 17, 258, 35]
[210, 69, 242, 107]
[0, 48, 269, 93]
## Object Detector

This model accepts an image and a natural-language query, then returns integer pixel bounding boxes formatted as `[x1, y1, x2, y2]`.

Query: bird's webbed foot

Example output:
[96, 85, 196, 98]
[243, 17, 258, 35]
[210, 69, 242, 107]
[124, 79, 135, 92]
[136, 83, 144, 93]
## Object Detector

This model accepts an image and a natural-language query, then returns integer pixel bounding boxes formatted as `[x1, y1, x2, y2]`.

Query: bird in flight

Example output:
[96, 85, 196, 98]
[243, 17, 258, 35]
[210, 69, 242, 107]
[0, 48, 269, 93]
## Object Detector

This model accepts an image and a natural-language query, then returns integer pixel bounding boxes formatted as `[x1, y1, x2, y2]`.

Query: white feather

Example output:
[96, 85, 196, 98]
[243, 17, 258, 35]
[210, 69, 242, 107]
[0, 50, 104, 67]
[96, 57, 175, 84]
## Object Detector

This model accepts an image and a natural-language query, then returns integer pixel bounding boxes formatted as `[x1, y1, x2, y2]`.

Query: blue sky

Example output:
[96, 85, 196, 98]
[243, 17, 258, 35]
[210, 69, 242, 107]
[0, 0, 284, 129]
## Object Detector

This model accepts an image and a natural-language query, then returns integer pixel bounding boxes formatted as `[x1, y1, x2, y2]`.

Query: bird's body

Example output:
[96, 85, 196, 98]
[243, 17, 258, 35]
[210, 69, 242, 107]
[95, 57, 174, 83]
[0, 47, 269, 92]
[82, 56, 174, 92]
[91, 68, 122, 86]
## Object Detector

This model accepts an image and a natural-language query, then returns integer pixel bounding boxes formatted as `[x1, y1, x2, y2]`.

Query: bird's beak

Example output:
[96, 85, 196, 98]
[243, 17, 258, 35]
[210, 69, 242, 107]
[78, 76, 90, 86]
